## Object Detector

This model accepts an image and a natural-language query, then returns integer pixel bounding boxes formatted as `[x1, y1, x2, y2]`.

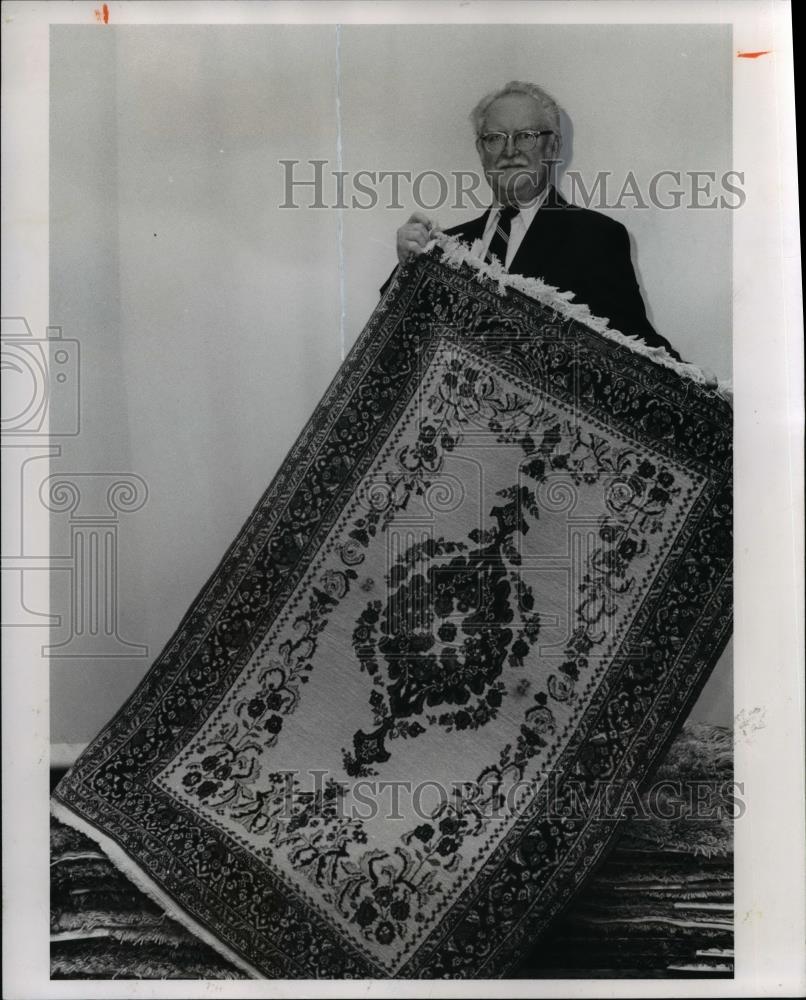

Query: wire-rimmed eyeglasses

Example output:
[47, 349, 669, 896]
[478, 130, 554, 154]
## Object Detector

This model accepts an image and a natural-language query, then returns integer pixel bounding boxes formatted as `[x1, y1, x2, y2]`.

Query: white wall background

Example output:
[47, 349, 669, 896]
[339, 23, 733, 374]
[50, 24, 732, 745]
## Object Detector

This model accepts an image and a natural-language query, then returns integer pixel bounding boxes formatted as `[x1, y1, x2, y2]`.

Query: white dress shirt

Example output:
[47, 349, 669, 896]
[474, 187, 550, 270]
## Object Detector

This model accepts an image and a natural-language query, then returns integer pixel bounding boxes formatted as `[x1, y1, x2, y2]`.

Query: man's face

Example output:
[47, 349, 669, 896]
[476, 93, 559, 207]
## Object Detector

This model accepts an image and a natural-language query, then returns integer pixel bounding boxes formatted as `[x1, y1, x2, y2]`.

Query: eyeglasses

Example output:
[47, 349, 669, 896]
[478, 130, 554, 154]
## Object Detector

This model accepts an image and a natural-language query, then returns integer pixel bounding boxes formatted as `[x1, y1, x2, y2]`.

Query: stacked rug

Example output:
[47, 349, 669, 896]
[52, 246, 732, 978]
[516, 723, 734, 978]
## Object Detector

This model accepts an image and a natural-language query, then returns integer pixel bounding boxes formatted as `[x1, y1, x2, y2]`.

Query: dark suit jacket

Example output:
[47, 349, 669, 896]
[383, 186, 680, 360]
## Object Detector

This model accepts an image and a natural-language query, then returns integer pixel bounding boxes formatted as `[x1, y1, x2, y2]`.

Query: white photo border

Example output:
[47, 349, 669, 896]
[1, 2, 803, 997]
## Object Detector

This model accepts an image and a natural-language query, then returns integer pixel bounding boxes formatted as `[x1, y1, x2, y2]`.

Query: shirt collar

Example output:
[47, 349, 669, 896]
[488, 185, 550, 229]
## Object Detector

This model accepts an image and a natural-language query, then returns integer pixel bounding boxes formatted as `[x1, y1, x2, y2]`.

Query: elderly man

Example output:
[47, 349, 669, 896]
[391, 80, 680, 359]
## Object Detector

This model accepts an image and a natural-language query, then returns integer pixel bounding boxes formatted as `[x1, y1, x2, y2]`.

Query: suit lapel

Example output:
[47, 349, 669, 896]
[449, 209, 490, 246]
[509, 185, 567, 278]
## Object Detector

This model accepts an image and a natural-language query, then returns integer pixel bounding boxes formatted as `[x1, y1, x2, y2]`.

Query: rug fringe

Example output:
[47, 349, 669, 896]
[50, 799, 262, 980]
[428, 235, 733, 403]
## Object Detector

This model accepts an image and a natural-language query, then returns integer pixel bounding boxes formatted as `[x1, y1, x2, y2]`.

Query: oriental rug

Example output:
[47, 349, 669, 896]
[53, 244, 733, 979]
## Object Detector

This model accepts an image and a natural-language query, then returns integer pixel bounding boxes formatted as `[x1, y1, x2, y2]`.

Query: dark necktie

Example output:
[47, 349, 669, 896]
[485, 205, 520, 267]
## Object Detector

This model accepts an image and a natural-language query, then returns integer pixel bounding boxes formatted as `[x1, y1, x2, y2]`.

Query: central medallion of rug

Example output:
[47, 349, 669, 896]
[53, 246, 732, 978]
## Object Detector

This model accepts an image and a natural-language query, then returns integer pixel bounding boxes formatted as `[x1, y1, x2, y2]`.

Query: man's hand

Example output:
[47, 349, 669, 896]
[396, 212, 443, 265]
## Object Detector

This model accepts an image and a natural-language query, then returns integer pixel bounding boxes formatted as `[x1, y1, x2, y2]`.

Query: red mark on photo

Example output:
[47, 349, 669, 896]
[94, 3, 110, 23]
[737, 50, 771, 59]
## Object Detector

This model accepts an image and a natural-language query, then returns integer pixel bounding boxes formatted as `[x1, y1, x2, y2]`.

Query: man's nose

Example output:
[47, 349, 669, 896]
[497, 134, 526, 163]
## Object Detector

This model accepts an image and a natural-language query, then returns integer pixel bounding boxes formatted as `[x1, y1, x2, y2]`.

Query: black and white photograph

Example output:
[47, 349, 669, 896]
[1, 1, 803, 995]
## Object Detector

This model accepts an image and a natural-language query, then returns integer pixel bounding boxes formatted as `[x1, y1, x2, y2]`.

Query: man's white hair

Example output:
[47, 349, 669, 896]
[470, 81, 562, 137]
